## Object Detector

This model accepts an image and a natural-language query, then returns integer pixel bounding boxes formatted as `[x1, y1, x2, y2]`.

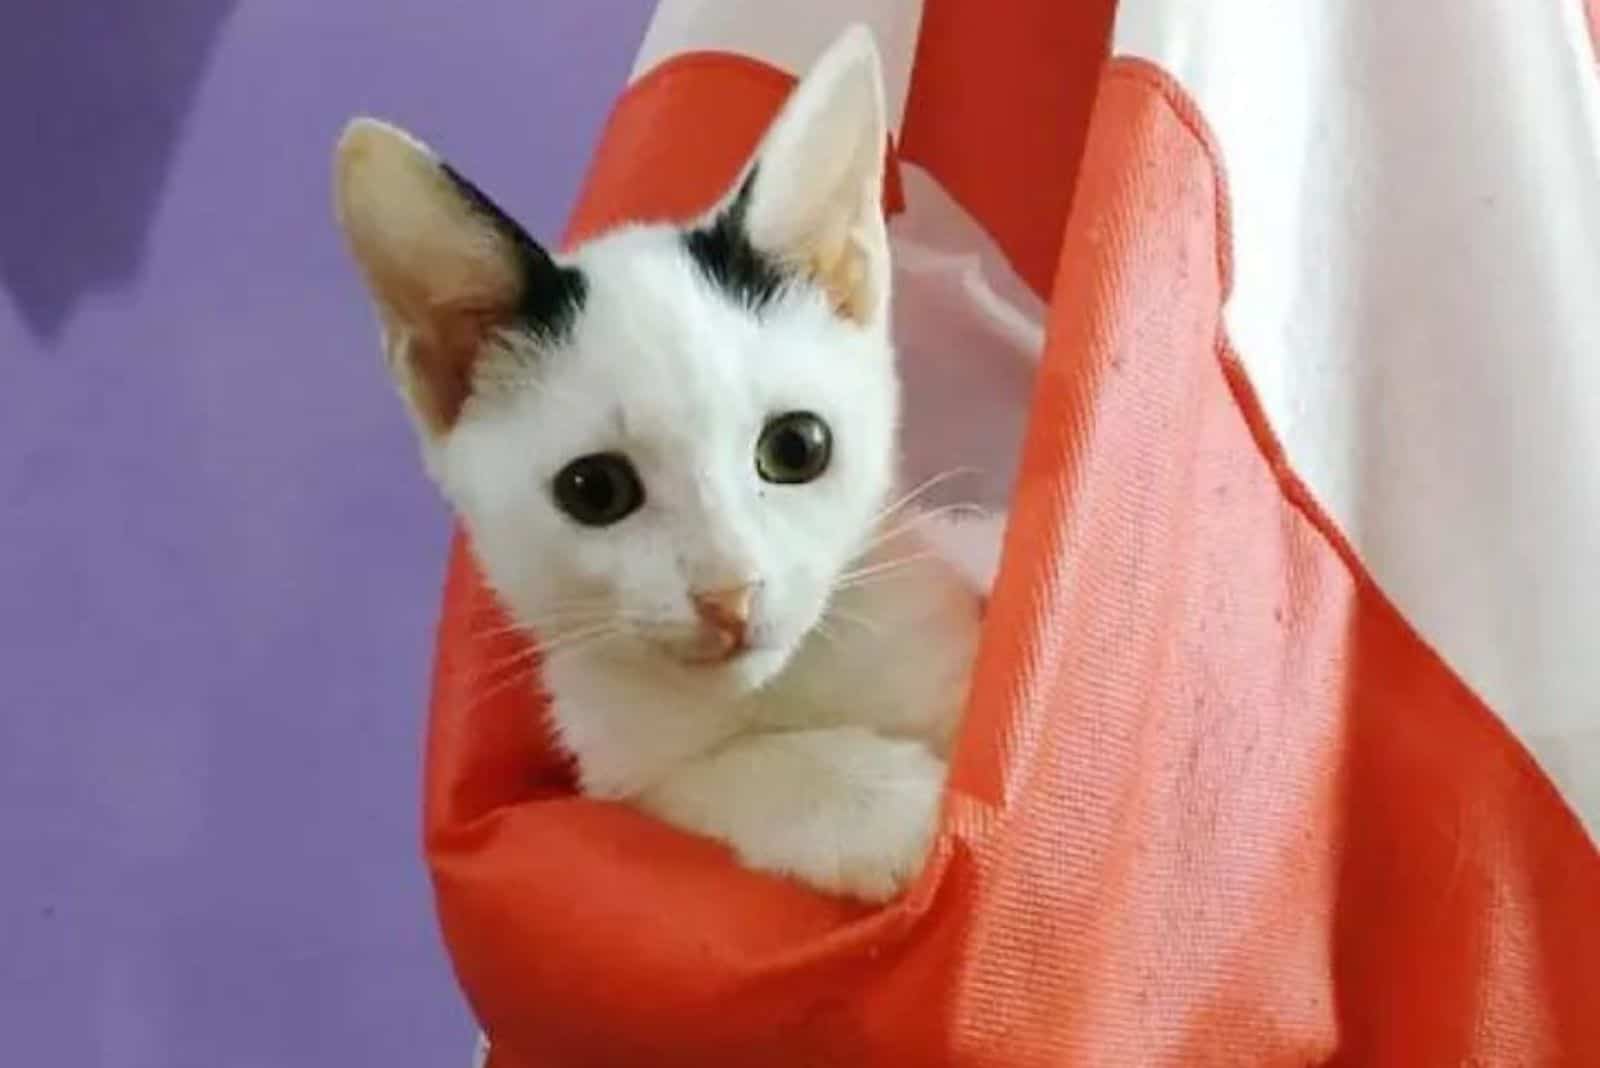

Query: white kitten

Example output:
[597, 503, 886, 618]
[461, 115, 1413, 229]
[333, 27, 995, 902]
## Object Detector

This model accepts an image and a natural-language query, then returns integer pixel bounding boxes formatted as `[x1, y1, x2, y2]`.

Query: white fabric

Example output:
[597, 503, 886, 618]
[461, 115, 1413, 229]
[1115, 0, 1600, 837]
[890, 163, 1043, 513]
[631, 0, 927, 128]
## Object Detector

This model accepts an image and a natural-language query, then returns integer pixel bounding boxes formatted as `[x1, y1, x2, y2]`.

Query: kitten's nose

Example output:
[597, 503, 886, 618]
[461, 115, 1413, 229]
[691, 584, 756, 655]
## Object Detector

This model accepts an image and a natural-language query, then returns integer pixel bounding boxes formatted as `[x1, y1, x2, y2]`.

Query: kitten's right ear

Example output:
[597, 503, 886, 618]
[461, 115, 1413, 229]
[333, 119, 583, 437]
[729, 26, 890, 326]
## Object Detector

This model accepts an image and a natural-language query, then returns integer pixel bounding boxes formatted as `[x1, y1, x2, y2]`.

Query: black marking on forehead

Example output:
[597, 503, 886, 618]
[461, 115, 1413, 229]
[441, 163, 587, 344]
[517, 260, 587, 345]
[681, 167, 789, 313]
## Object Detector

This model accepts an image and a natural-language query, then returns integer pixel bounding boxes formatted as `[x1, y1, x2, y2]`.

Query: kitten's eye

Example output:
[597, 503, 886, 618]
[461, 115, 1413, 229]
[756, 411, 832, 484]
[551, 453, 644, 526]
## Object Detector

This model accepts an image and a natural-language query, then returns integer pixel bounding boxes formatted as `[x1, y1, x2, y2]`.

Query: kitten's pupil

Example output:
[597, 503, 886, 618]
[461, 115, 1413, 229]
[772, 428, 811, 469]
[552, 453, 644, 526]
[756, 412, 832, 484]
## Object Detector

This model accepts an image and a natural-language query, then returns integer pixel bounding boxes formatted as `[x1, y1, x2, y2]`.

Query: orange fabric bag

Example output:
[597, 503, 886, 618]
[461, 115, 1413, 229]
[424, 5, 1600, 1064]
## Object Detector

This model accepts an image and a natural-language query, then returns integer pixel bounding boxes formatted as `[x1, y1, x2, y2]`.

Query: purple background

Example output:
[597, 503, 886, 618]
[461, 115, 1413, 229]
[1, 2, 654, 1064]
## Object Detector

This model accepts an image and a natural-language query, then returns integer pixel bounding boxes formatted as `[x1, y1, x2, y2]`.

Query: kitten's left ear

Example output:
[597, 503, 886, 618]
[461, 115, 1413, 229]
[333, 119, 582, 437]
[735, 25, 890, 326]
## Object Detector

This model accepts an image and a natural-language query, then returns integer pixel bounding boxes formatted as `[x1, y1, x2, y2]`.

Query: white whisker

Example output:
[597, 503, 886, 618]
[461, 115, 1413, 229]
[809, 620, 842, 649]
[535, 622, 620, 655]
[835, 551, 938, 589]
[824, 605, 883, 636]
[872, 467, 980, 528]
[865, 500, 986, 551]
[462, 644, 543, 682]
[455, 661, 541, 716]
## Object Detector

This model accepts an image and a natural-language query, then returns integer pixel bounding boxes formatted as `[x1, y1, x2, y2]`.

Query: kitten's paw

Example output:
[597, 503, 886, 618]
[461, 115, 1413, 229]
[746, 736, 947, 904]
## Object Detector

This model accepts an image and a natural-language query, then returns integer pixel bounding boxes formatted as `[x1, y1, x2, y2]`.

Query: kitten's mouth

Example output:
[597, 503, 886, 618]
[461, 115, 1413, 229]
[679, 630, 753, 667]
[669, 624, 796, 676]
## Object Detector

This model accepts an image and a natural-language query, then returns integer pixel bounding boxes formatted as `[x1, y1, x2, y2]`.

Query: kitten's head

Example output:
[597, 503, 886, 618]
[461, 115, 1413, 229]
[334, 27, 896, 695]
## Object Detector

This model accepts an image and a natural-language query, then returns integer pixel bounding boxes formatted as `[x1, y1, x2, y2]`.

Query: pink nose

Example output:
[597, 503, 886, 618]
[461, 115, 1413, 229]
[691, 585, 756, 656]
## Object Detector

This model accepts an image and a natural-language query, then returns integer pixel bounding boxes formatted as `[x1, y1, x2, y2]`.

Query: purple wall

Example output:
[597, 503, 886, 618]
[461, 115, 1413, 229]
[0, 2, 655, 1064]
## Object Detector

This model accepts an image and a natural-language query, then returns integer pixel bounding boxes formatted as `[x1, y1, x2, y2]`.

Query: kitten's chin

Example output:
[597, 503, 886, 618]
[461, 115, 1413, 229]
[673, 645, 791, 695]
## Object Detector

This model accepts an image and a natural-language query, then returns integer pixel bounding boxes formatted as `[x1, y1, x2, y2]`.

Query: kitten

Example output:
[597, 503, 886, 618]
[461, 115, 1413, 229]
[333, 26, 996, 903]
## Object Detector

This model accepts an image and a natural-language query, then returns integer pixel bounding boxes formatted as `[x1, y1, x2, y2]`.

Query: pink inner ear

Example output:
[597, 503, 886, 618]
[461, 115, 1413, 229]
[810, 240, 877, 325]
[362, 218, 525, 433]
[404, 296, 520, 435]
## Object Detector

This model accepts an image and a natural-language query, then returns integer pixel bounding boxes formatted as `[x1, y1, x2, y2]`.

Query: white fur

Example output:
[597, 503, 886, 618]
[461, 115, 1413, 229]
[338, 27, 999, 902]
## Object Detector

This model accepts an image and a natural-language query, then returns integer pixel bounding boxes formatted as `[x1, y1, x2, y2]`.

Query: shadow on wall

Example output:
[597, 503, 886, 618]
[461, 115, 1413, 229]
[0, 0, 239, 342]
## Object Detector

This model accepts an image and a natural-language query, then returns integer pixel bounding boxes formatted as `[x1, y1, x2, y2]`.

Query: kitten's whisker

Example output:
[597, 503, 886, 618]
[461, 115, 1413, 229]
[464, 614, 621, 674]
[876, 468, 972, 522]
[469, 601, 653, 645]
[453, 627, 620, 706]
[466, 621, 539, 643]
[866, 500, 986, 550]
[532, 610, 651, 634]
[540, 626, 624, 662]
[535, 623, 622, 658]
[462, 676, 539, 718]
[460, 629, 611, 685]
[834, 569, 931, 594]
[455, 661, 541, 716]
[824, 606, 883, 636]
[470, 611, 604, 641]
[465, 646, 545, 682]
[836, 551, 938, 587]
[507, 595, 616, 617]
[873, 467, 980, 528]
[809, 620, 841, 649]
[463, 599, 594, 627]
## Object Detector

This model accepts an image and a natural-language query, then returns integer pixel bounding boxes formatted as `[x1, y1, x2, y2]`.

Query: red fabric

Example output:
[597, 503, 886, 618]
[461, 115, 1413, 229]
[898, 0, 1118, 298]
[423, 43, 1600, 1068]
